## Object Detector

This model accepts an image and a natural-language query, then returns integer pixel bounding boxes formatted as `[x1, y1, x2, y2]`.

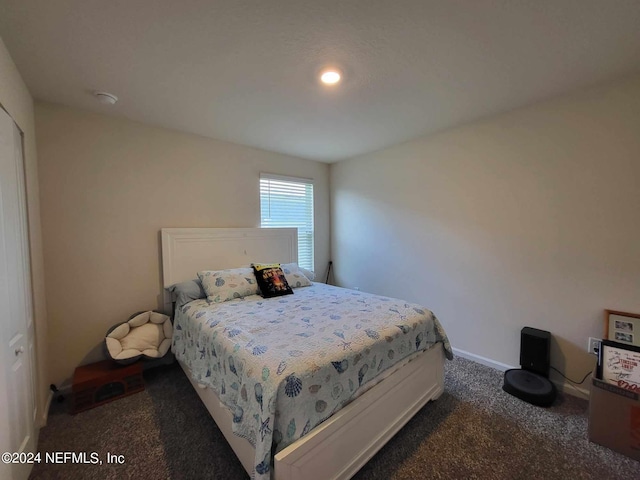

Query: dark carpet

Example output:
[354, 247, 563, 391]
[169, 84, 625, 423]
[30, 357, 639, 479]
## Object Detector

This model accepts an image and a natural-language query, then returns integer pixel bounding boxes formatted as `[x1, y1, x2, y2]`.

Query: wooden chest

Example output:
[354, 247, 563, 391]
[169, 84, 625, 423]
[72, 360, 144, 414]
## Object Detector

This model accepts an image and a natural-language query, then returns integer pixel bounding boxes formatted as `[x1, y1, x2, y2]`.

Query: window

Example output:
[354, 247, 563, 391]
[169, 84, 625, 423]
[260, 174, 314, 271]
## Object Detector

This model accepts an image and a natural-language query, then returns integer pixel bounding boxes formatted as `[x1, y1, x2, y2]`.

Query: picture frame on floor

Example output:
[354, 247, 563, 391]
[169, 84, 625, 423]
[597, 339, 640, 393]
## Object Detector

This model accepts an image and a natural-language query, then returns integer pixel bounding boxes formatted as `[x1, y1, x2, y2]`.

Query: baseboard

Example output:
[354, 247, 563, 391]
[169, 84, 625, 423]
[452, 348, 516, 372]
[452, 347, 591, 399]
[41, 390, 54, 427]
[41, 384, 73, 426]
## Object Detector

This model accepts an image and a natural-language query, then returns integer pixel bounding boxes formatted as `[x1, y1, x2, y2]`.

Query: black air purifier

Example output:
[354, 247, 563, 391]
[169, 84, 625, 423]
[502, 327, 557, 407]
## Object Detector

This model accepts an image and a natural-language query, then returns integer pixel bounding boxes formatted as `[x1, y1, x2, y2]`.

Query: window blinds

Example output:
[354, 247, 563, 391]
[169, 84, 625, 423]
[260, 174, 314, 271]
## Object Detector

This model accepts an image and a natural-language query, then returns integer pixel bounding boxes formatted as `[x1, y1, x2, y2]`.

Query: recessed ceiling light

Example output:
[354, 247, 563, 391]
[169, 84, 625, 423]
[320, 69, 342, 85]
[93, 91, 118, 105]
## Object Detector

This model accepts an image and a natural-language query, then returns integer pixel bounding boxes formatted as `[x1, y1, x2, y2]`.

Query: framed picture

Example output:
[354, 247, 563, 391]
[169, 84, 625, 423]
[597, 340, 640, 392]
[605, 310, 640, 347]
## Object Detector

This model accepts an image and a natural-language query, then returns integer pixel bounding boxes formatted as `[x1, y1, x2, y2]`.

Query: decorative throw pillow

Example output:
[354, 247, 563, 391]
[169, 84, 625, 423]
[198, 267, 260, 303]
[280, 262, 313, 288]
[252, 263, 294, 298]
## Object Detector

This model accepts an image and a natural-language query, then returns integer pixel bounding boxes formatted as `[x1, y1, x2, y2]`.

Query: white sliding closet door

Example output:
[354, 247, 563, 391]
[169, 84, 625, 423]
[0, 106, 36, 480]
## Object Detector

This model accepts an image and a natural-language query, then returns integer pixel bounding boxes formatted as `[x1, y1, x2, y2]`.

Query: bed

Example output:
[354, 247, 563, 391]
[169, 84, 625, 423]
[161, 227, 452, 480]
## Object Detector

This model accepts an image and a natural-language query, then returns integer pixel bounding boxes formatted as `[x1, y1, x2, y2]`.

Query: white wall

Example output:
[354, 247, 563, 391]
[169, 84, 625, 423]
[330, 73, 640, 394]
[0, 37, 49, 424]
[35, 102, 330, 387]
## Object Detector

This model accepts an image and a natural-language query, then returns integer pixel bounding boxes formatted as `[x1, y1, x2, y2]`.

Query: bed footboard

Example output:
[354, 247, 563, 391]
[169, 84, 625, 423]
[180, 342, 445, 480]
[274, 342, 445, 480]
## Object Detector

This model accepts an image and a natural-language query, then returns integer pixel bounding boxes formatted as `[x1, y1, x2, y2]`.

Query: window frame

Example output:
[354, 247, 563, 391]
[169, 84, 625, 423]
[259, 173, 315, 271]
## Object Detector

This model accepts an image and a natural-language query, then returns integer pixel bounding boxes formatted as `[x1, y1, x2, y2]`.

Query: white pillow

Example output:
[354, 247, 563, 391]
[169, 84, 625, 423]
[198, 267, 260, 303]
[281, 263, 313, 288]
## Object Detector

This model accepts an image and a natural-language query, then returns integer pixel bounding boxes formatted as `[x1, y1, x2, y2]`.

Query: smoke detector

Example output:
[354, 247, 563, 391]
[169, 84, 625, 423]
[93, 91, 118, 105]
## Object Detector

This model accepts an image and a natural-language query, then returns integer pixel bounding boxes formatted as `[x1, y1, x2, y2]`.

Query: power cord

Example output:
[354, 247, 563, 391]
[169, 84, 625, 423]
[550, 366, 592, 385]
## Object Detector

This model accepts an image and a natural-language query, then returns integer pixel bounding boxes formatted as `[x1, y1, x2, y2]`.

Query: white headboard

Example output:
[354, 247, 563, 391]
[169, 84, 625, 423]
[161, 227, 298, 287]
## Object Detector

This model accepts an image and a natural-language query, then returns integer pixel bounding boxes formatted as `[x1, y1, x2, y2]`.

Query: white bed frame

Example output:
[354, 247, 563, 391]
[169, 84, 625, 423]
[161, 228, 445, 480]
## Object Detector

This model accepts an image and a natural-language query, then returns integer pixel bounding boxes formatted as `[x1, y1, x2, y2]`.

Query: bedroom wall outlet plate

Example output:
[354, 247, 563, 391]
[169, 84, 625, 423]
[587, 337, 601, 355]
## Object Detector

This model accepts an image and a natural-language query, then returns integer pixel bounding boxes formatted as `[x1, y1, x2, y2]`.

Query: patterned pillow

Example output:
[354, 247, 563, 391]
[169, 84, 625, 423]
[252, 263, 294, 298]
[280, 262, 313, 288]
[197, 267, 260, 303]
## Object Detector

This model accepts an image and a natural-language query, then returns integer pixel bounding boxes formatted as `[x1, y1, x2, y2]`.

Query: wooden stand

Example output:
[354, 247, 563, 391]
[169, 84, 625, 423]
[72, 360, 144, 414]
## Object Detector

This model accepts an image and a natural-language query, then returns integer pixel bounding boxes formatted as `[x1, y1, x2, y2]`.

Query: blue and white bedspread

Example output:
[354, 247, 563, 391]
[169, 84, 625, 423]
[172, 283, 452, 479]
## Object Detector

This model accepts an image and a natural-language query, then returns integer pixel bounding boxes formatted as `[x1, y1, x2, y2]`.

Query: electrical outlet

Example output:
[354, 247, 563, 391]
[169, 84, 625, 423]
[587, 337, 601, 355]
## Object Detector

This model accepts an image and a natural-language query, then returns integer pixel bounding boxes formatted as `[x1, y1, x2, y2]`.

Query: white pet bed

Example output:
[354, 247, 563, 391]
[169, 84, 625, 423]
[105, 311, 173, 364]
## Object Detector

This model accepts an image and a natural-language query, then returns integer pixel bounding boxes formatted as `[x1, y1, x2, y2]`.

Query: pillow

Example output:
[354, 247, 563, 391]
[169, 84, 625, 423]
[105, 311, 173, 364]
[252, 263, 293, 298]
[299, 266, 315, 282]
[198, 267, 260, 303]
[167, 278, 206, 308]
[280, 262, 313, 288]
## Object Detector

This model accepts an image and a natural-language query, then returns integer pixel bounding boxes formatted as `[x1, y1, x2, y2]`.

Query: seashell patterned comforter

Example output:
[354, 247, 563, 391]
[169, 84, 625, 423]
[172, 282, 452, 479]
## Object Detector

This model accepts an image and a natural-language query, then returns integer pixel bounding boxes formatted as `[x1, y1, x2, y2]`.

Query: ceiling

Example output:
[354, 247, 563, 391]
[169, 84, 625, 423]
[1, 1, 640, 162]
